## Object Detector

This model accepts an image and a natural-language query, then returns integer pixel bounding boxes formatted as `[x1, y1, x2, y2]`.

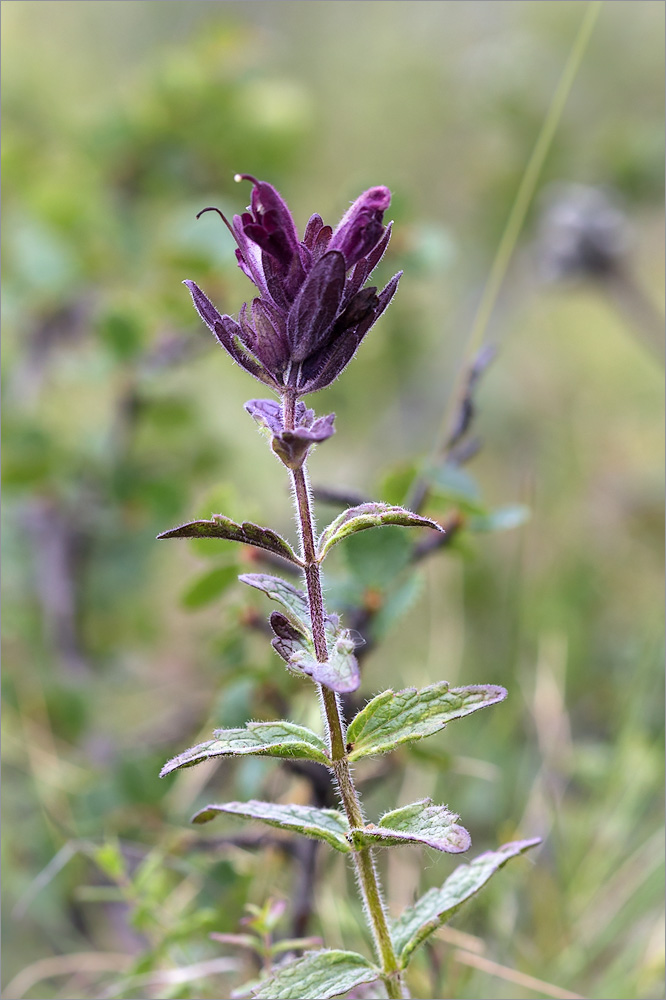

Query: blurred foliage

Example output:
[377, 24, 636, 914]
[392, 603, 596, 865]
[1, 2, 664, 1000]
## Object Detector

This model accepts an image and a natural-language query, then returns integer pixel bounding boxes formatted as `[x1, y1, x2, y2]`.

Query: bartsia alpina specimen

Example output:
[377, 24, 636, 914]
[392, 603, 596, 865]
[185, 176, 401, 396]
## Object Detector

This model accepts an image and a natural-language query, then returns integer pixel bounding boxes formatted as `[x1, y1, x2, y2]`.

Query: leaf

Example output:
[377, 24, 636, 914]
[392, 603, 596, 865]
[425, 463, 486, 514]
[159, 721, 329, 776]
[469, 503, 531, 533]
[346, 682, 507, 761]
[158, 516, 302, 566]
[342, 526, 413, 590]
[251, 950, 378, 1000]
[354, 799, 470, 854]
[191, 801, 352, 854]
[391, 838, 541, 966]
[317, 502, 442, 561]
[239, 573, 311, 632]
[244, 575, 361, 694]
[93, 839, 127, 882]
[270, 936, 324, 957]
[272, 620, 361, 694]
[181, 564, 239, 609]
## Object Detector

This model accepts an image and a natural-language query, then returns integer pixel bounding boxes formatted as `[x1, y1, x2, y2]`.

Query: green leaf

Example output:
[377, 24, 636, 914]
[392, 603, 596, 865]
[92, 839, 127, 881]
[239, 573, 311, 632]
[251, 950, 378, 999]
[159, 721, 329, 776]
[347, 682, 507, 761]
[354, 799, 470, 854]
[425, 463, 486, 514]
[270, 936, 324, 957]
[342, 526, 413, 590]
[158, 516, 302, 566]
[190, 485, 245, 559]
[469, 503, 531, 533]
[181, 564, 239, 609]
[191, 801, 352, 854]
[317, 502, 442, 561]
[391, 838, 541, 966]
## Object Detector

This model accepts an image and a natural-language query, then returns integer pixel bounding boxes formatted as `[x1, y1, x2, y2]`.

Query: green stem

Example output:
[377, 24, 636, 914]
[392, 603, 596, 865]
[283, 391, 406, 998]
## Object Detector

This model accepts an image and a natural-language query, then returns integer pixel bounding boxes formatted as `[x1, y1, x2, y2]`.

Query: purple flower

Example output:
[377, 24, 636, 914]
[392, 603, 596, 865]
[184, 176, 401, 396]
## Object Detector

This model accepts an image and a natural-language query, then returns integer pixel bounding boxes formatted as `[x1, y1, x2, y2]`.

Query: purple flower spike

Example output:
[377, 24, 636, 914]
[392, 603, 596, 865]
[186, 176, 401, 396]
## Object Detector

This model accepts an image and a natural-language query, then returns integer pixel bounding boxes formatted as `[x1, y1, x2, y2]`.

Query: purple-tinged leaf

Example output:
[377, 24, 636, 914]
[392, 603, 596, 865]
[239, 573, 311, 632]
[391, 838, 541, 966]
[311, 224, 333, 261]
[317, 502, 442, 561]
[269, 609, 360, 695]
[270, 611, 304, 644]
[184, 278, 225, 330]
[346, 681, 508, 761]
[245, 398, 285, 436]
[299, 271, 401, 393]
[354, 799, 471, 854]
[184, 280, 279, 388]
[286, 251, 346, 362]
[302, 213, 325, 249]
[157, 516, 302, 566]
[159, 721, 329, 776]
[332, 286, 379, 333]
[245, 400, 336, 468]
[250, 298, 290, 372]
[362, 270, 401, 328]
[272, 413, 336, 469]
[363, 220, 393, 277]
[241, 575, 359, 693]
[342, 258, 371, 305]
[191, 800, 352, 853]
[277, 625, 361, 695]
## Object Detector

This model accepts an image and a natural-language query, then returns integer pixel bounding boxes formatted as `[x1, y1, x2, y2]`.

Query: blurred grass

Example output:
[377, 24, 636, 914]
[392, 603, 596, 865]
[2, 2, 664, 999]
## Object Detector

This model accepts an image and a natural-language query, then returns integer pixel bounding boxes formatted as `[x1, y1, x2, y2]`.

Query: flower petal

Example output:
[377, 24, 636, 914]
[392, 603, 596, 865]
[329, 186, 391, 269]
[240, 176, 301, 271]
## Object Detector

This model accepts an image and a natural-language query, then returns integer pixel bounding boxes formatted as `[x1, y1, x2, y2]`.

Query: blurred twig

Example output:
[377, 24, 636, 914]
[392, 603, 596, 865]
[428, 0, 603, 477]
[2, 952, 135, 1000]
[451, 950, 584, 1000]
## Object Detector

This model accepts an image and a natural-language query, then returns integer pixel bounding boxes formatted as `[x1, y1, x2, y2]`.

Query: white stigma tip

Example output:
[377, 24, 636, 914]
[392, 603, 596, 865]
[234, 173, 243, 183]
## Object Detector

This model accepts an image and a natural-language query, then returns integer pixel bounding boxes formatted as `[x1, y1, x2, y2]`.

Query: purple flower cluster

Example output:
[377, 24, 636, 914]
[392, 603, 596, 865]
[185, 175, 401, 397]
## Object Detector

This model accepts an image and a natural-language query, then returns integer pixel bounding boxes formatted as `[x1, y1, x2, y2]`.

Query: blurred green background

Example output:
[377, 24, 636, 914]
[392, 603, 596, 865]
[2, 2, 664, 999]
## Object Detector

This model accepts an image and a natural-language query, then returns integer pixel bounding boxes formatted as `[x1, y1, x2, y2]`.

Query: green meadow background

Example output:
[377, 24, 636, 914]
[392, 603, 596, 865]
[2, 2, 663, 998]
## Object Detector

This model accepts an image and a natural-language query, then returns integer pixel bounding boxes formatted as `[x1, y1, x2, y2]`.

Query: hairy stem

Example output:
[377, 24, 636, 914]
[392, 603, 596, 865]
[283, 391, 406, 998]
